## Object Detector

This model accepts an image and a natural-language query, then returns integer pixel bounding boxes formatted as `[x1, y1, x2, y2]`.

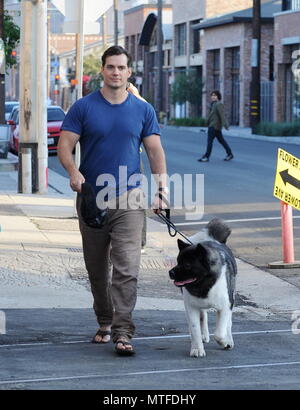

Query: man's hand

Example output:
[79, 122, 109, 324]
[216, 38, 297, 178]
[70, 169, 85, 193]
[152, 190, 169, 215]
[127, 82, 146, 102]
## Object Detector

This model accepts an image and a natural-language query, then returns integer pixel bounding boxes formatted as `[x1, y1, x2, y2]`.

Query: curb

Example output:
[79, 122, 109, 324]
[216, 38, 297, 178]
[165, 125, 300, 145]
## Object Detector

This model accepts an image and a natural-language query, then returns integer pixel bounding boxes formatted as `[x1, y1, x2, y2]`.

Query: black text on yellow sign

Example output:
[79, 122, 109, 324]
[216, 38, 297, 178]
[273, 148, 300, 211]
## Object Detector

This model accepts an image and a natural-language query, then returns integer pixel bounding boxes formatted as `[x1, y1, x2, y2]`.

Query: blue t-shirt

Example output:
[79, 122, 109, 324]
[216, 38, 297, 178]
[61, 90, 160, 196]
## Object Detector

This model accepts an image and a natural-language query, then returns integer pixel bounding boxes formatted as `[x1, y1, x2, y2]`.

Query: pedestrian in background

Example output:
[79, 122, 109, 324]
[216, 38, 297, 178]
[198, 90, 234, 162]
[58, 46, 167, 356]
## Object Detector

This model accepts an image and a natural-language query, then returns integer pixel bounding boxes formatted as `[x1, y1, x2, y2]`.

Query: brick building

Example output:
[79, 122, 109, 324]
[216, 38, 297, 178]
[194, 0, 300, 126]
[123, 0, 258, 118]
[274, 0, 300, 122]
[194, 0, 280, 126]
[171, 0, 265, 118]
[124, 2, 173, 114]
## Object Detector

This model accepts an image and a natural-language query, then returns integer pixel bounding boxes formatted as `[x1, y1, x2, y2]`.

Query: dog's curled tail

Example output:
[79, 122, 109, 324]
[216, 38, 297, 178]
[206, 218, 231, 244]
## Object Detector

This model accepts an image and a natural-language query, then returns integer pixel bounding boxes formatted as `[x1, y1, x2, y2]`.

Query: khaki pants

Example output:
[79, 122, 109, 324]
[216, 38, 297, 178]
[77, 189, 144, 342]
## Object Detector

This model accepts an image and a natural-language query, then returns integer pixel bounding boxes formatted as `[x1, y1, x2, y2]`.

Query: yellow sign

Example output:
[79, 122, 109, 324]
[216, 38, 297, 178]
[273, 148, 300, 211]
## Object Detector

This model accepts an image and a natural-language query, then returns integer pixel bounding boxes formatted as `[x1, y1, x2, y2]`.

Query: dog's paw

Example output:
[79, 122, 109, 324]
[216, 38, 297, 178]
[190, 347, 206, 357]
[214, 335, 234, 350]
[202, 333, 210, 343]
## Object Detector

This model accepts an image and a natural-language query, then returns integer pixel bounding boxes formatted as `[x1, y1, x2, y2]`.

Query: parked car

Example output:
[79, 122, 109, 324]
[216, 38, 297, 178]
[9, 106, 65, 154]
[5, 101, 19, 121]
[0, 125, 10, 159]
[7, 105, 19, 149]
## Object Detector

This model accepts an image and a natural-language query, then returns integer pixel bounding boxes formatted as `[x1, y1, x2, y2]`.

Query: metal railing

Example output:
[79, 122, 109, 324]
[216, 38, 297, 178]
[261, 81, 274, 123]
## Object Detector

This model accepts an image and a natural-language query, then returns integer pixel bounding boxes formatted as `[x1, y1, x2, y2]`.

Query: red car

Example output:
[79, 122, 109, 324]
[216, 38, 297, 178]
[8, 106, 65, 154]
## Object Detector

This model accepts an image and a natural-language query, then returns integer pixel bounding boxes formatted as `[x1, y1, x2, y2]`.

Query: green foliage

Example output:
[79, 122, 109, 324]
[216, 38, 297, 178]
[171, 72, 189, 105]
[254, 121, 300, 136]
[168, 117, 207, 127]
[186, 71, 204, 106]
[83, 53, 101, 76]
[87, 73, 102, 92]
[3, 10, 20, 69]
[171, 70, 203, 107]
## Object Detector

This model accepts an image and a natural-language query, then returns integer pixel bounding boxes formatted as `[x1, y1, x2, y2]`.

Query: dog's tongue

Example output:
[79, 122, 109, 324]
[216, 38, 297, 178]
[174, 278, 197, 287]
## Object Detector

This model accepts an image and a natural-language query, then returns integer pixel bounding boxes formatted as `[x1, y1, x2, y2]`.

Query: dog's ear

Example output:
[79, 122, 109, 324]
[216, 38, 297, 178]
[177, 239, 191, 251]
[196, 243, 208, 260]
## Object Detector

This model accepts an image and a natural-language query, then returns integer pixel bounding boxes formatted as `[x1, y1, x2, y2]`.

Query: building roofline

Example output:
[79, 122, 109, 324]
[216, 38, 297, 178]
[124, 3, 172, 16]
[192, 0, 281, 30]
[192, 16, 273, 30]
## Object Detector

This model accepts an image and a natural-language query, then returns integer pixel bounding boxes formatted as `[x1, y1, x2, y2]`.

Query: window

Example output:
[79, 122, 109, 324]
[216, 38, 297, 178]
[165, 49, 171, 67]
[130, 35, 136, 61]
[230, 47, 240, 125]
[285, 44, 300, 121]
[190, 20, 201, 54]
[212, 49, 220, 89]
[47, 108, 65, 122]
[175, 23, 187, 56]
[5, 102, 19, 114]
[125, 36, 129, 51]
[269, 45, 274, 82]
[137, 34, 143, 61]
[282, 0, 300, 10]
[232, 47, 240, 70]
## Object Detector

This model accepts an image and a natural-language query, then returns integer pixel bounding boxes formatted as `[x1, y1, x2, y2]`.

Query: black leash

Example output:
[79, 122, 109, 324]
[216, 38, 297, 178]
[157, 208, 193, 245]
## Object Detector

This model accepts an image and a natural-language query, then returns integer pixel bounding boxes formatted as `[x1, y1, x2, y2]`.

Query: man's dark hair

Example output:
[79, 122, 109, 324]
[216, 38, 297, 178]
[211, 90, 222, 100]
[101, 45, 132, 68]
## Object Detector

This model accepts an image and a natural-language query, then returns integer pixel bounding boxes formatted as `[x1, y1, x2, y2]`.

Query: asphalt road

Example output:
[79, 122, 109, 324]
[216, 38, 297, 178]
[49, 128, 300, 286]
[2, 129, 300, 392]
[148, 128, 300, 286]
[1, 309, 300, 391]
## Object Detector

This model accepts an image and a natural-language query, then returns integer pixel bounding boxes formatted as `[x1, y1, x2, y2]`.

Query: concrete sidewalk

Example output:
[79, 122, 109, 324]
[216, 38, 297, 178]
[1, 153, 300, 320]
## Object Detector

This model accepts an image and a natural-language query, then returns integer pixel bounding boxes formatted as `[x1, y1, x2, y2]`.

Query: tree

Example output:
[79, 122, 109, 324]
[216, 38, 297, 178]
[86, 73, 102, 93]
[4, 10, 20, 70]
[171, 72, 188, 105]
[171, 70, 203, 117]
[83, 53, 101, 76]
[0, 5, 20, 123]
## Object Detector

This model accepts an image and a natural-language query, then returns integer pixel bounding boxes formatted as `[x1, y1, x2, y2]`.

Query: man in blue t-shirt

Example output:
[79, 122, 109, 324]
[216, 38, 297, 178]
[58, 46, 168, 356]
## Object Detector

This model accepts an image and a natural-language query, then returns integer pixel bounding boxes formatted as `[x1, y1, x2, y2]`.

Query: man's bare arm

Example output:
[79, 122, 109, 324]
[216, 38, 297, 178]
[57, 130, 85, 192]
[143, 134, 167, 213]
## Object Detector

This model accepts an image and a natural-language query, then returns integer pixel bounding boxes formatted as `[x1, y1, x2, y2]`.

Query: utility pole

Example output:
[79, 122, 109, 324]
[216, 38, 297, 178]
[73, 0, 84, 181]
[156, 0, 163, 116]
[114, 0, 118, 45]
[0, 0, 5, 124]
[72, 0, 84, 216]
[75, 0, 84, 101]
[102, 14, 107, 46]
[250, 0, 261, 132]
[19, 0, 48, 194]
[47, 12, 51, 102]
